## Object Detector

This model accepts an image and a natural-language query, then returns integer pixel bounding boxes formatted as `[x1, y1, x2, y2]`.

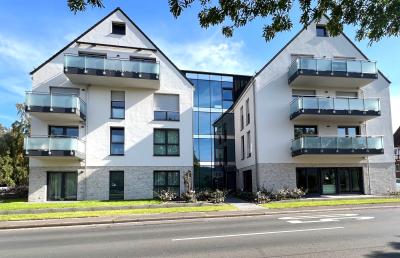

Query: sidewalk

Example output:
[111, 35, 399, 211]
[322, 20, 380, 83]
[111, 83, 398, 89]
[1, 203, 399, 230]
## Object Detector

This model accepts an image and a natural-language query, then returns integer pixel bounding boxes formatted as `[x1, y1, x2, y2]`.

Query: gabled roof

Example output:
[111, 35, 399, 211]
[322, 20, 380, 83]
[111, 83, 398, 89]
[228, 16, 391, 111]
[30, 7, 193, 86]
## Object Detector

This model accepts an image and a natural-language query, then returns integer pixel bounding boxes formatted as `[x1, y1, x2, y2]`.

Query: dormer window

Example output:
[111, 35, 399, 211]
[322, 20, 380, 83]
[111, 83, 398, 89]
[316, 25, 328, 37]
[112, 22, 126, 35]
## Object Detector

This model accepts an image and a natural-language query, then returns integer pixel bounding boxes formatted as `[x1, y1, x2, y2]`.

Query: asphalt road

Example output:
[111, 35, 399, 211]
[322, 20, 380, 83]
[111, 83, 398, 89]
[0, 207, 400, 258]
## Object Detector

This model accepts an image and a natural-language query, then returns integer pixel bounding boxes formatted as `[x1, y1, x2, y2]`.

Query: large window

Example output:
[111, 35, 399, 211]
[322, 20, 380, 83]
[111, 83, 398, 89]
[246, 131, 251, 158]
[49, 126, 78, 137]
[154, 94, 179, 121]
[110, 127, 124, 155]
[222, 88, 233, 109]
[47, 172, 77, 201]
[109, 171, 124, 200]
[245, 98, 250, 125]
[198, 79, 211, 108]
[210, 81, 222, 108]
[338, 126, 360, 136]
[112, 22, 126, 35]
[241, 135, 245, 160]
[154, 171, 180, 194]
[154, 129, 179, 156]
[316, 25, 328, 37]
[111, 91, 125, 119]
[294, 125, 318, 138]
[240, 106, 244, 131]
[198, 112, 211, 135]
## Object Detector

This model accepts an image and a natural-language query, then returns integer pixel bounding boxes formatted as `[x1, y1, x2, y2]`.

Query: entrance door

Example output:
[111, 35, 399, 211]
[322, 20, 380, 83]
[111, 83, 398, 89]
[338, 168, 362, 193]
[109, 171, 124, 200]
[243, 170, 252, 192]
[47, 172, 77, 201]
[321, 168, 337, 194]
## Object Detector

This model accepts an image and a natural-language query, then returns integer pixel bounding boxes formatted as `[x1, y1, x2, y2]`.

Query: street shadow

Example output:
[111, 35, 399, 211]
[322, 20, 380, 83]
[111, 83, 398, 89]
[365, 236, 400, 257]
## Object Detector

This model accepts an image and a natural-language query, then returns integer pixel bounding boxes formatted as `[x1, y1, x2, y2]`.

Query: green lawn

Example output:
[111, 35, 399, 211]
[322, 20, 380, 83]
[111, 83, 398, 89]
[0, 205, 236, 221]
[0, 199, 161, 211]
[261, 198, 400, 209]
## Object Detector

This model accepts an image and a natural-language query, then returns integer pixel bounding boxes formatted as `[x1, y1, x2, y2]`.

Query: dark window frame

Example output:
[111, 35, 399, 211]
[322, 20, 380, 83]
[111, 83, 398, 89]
[316, 25, 328, 37]
[47, 171, 77, 201]
[338, 126, 361, 136]
[241, 135, 245, 160]
[245, 98, 250, 125]
[153, 129, 180, 156]
[111, 91, 125, 119]
[153, 170, 180, 195]
[294, 125, 318, 138]
[246, 130, 251, 158]
[240, 106, 244, 131]
[112, 22, 126, 35]
[109, 171, 124, 200]
[48, 125, 79, 137]
[110, 127, 124, 156]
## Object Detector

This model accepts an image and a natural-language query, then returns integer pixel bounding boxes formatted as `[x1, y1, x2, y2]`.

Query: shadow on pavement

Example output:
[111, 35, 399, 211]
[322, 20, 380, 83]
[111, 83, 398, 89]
[366, 236, 400, 257]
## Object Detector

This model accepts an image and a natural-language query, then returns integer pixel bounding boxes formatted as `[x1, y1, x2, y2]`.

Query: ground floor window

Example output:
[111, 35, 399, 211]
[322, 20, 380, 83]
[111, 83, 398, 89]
[109, 171, 124, 200]
[296, 167, 363, 195]
[153, 171, 180, 195]
[47, 172, 77, 201]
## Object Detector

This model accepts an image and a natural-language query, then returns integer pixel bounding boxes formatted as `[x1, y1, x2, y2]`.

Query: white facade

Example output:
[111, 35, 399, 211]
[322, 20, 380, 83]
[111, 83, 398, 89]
[232, 17, 395, 194]
[27, 8, 193, 202]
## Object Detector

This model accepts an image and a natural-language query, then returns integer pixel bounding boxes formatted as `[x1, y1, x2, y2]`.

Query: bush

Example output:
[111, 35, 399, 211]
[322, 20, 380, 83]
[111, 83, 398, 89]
[0, 185, 28, 200]
[196, 189, 213, 201]
[155, 190, 177, 202]
[210, 189, 227, 203]
[255, 191, 270, 204]
[181, 190, 197, 203]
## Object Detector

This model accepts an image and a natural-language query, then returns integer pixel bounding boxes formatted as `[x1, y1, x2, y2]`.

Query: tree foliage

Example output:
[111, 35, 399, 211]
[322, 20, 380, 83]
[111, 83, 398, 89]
[66, 0, 400, 44]
[0, 105, 30, 187]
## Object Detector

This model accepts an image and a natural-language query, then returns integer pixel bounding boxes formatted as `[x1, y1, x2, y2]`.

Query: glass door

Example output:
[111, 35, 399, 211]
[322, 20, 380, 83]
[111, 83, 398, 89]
[109, 171, 124, 200]
[47, 172, 77, 201]
[321, 168, 337, 194]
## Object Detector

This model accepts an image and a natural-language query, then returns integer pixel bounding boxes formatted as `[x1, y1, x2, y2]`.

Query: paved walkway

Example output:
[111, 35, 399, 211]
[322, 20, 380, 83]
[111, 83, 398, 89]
[225, 197, 265, 211]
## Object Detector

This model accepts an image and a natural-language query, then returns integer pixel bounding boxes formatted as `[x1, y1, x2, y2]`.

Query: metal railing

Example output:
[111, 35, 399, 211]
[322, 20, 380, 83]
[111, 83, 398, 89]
[25, 92, 86, 116]
[24, 136, 85, 156]
[290, 96, 380, 115]
[64, 54, 160, 78]
[288, 57, 377, 79]
[291, 135, 384, 152]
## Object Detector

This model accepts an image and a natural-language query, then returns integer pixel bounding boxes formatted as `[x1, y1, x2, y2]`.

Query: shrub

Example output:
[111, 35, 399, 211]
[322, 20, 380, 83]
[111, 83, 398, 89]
[181, 190, 197, 203]
[196, 189, 213, 201]
[210, 189, 227, 203]
[0, 185, 28, 199]
[255, 191, 270, 204]
[155, 190, 177, 202]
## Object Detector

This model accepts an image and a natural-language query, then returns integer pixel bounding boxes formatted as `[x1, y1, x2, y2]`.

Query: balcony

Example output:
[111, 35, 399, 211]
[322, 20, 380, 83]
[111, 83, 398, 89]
[290, 96, 380, 121]
[24, 136, 85, 160]
[288, 58, 378, 88]
[25, 92, 86, 122]
[291, 136, 384, 157]
[64, 54, 160, 89]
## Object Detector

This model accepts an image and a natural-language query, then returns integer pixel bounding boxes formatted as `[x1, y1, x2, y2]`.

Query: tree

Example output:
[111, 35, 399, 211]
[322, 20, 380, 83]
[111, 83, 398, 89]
[67, 0, 400, 44]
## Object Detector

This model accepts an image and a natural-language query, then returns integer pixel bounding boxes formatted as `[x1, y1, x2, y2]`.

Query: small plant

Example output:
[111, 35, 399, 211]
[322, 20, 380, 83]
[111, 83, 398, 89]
[210, 189, 227, 203]
[388, 191, 400, 196]
[255, 191, 270, 204]
[196, 189, 213, 201]
[181, 190, 197, 203]
[155, 190, 177, 202]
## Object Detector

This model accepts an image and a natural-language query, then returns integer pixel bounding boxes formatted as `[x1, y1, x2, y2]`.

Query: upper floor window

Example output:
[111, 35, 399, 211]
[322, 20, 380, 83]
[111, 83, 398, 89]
[154, 129, 179, 156]
[154, 94, 179, 121]
[246, 130, 251, 158]
[241, 135, 245, 160]
[110, 127, 124, 155]
[111, 91, 125, 119]
[245, 98, 250, 125]
[294, 125, 318, 138]
[130, 56, 156, 63]
[316, 25, 328, 37]
[49, 126, 78, 137]
[112, 22, 126, 35]
[240, 106, 244, 131]
[336, 91, 358, 98]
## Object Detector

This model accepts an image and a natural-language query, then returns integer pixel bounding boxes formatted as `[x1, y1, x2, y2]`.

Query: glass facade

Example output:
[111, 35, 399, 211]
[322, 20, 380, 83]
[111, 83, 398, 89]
[183, 71, 251, 190]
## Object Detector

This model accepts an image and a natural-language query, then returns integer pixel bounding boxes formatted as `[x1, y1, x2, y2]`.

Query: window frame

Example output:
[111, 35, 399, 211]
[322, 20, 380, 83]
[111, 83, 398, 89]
[110, 127, 125, 156]
[153, 129, 180, 156]
[316, 25, 328, 37]
[246, 130, 251, 158]
[294, 125, 318, 138]
[241, 135, 245, 160]
[112, 22, 126, 35]
[245, 98, 250, 125]
[240, 106, 244, 131]
[153, 94, 180, 122]
[110, 91, 125, 119]
[153, 170, 180, 195]
[48, 126, 79, 137]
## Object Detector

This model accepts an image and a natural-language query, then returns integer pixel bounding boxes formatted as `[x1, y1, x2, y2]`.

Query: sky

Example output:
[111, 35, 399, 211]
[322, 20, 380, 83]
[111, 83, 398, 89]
[0, 0, 398, 131]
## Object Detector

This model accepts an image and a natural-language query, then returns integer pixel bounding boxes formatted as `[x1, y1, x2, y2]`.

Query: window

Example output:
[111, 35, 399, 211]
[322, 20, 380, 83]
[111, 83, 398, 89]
[154, 94, 179, 121]
[246, 131, 251, 158]
[245, 98, 250, 125]
[338, 126, 360, 137]
[294, 125, 318, 138]
[111, 91, 125, 119]
[241, 135, 245, 160]
[222, 88, 233, 109]
[198, 112, 211, 135]
[50, 87, 80, 96]
[154, 171, 180, 195]
[198, 79, 211, 108]
[154, 129, 179, 156]
[109, 171, 124, 200]
[336, 91, 358, 98]
[292, 89, 316, 98]
[110, 128, 124, 155]
[47, 172, 77, 201]
[112, 22, 126, 35]
[49, 126, 78, 137]
[210, 81, 222, 108]
[130, 56, 156, 63]
[240, 106, 244, 130]
[316, 25, 328, 37]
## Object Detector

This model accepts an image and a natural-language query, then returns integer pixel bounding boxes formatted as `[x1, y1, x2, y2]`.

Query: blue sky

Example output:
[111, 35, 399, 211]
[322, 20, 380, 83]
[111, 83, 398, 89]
[0, 0, 398, 130]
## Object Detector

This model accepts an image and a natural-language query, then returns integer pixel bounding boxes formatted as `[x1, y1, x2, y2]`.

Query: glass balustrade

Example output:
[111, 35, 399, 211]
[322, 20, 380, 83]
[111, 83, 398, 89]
[24, 136, 85, 155]
[64, 55, 160, 78]
[25, 92, 86, 116]
[290, 96, 380, 118]
[291, 136, 384, 153]
[289, 58, 377, 79]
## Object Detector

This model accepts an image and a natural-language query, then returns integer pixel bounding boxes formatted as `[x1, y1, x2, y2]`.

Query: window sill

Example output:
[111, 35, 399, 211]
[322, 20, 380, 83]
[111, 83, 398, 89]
[110, 117, 125, 120]
[110, 154, 125, 156]
[153, 119, 180, 122]
[153, 155, 180, 157]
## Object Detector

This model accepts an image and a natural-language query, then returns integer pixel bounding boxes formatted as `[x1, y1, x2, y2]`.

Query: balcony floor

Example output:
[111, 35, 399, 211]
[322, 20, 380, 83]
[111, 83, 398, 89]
[290, 110, 380, 122]
[26, 108, 85, 123]
[289, 72, 377, 88]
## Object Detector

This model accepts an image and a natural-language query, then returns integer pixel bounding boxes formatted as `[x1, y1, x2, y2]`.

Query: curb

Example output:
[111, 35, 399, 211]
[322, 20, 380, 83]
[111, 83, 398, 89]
[1, 204, 399, 230]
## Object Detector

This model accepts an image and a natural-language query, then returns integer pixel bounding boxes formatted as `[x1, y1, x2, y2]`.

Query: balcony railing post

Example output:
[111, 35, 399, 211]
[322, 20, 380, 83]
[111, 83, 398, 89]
[50, 93, 53, 112]
[347, 97, 351, 113]
[103, 57, 106, 75]
[120, 60, 124, 76]
[139, 61, 142, 78]
[84, 56, 87, 74]
[48, 137, 52, 155]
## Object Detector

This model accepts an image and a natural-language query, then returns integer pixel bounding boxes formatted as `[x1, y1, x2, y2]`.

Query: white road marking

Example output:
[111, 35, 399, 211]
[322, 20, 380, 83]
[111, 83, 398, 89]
[278, 213, 374, 224]
[171, 226, 344, 241]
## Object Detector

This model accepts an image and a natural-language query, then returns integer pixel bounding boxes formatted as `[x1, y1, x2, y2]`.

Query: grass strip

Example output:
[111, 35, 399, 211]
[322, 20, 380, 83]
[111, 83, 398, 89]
[261, 198, 400, 209]
[0, 199, 161, 211]
[0, 205, 236, 221]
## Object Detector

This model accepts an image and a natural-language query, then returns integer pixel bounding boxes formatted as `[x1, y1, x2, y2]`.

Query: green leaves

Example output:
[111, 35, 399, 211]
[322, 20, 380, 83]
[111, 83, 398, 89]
[67, 0, 104, 14]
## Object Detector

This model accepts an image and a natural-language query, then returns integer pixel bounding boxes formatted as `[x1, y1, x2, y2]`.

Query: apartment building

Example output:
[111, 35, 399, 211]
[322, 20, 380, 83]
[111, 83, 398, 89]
[394, 127, 400, 179]
[230, 17, 396, 195]
[25, 8, 194, 201]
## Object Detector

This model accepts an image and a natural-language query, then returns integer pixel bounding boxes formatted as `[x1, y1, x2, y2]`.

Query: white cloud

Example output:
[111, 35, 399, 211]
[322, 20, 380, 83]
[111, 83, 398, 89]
[155, 35, 255, 75]
[391, 93, 400, 132]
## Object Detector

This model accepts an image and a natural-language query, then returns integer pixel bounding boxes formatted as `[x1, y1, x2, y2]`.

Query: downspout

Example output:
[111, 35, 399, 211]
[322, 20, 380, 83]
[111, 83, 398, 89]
[251, 81, 260, 191]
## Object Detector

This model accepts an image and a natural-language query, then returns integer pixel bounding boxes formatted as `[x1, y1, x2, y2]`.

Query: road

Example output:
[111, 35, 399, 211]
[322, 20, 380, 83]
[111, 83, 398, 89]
[0, 207, 400, 258]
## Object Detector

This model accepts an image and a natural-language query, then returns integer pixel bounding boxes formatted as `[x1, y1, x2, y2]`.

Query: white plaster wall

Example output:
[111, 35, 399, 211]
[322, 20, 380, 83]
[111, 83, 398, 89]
[252, 18, 394, 165]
